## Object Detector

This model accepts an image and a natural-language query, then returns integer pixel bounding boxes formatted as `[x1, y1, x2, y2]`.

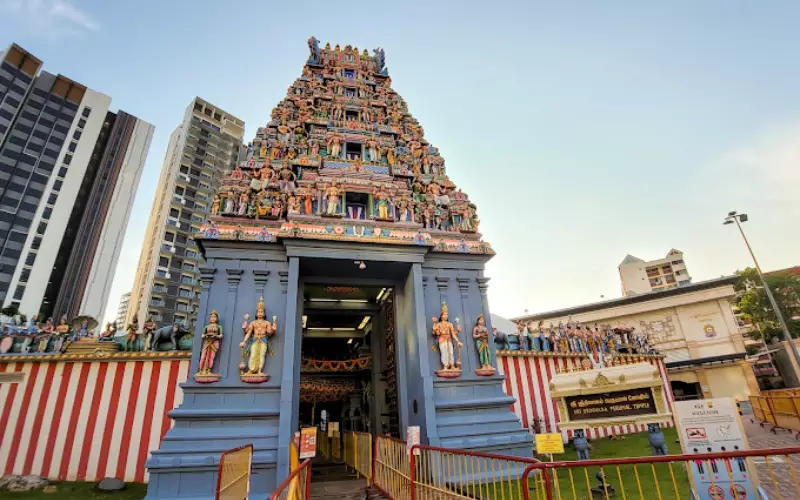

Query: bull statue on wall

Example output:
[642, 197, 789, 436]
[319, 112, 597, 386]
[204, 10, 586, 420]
[148, 323, 191, 351]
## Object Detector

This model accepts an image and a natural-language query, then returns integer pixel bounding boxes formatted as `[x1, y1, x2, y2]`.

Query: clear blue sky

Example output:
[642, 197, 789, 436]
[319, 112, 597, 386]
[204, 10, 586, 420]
[2, 1, 799, 323]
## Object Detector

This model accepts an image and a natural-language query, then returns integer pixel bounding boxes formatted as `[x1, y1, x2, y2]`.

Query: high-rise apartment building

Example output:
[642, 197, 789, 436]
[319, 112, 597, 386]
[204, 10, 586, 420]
[116, 291, 130, 327]
[0, 43, 153, 320]
[618, 249, 692, 296]
[128, 97, 243, 328]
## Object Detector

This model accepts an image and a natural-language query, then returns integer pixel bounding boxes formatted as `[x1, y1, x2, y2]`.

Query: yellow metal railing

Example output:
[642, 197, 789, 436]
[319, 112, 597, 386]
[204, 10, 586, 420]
[332, 433, 342, 460]
[373, 435, 411, 499]
[318, 427, 331, 460]
[750, 394, 800, 431]
[215, 444, 253, 500]
[410, 444, 546, 500]
[343, 431, 372, 480]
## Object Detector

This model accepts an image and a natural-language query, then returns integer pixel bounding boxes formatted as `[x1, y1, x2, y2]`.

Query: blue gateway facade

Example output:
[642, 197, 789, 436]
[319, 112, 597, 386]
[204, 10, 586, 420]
[145, 39, 530, 499]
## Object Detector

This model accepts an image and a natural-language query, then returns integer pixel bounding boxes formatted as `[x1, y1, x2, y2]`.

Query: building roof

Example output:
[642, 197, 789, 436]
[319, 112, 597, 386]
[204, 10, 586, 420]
[619, 254, 644, 266]
[511, 275, 738, 323]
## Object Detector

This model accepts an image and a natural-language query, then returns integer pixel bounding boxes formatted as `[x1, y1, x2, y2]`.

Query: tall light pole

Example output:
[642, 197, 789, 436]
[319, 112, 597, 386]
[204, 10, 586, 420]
[724, 211, 800, 375]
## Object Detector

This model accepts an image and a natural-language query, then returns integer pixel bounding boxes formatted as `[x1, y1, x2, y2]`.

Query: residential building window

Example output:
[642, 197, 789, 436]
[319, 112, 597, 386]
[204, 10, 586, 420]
[82, 107, 91, 117]
[185, 250, 198, 259]
[179, 288, 192, 298]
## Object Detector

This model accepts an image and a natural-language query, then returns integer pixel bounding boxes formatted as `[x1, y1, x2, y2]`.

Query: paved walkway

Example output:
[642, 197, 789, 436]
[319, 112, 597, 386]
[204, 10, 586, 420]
[743, 416, 800, 498]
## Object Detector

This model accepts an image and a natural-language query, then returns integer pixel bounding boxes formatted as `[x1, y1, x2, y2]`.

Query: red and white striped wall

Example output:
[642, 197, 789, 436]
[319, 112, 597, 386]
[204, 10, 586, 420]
[0, 358, 189, 483]
[497, 354, 675, 441]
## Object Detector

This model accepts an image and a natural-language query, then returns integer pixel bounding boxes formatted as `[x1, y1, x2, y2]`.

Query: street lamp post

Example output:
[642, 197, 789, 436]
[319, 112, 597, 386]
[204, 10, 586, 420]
[724, 211, 800, 376]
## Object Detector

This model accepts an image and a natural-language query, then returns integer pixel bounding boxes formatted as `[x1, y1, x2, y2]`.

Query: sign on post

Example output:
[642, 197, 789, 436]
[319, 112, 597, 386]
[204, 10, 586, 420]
[674, 398, 757, 500]
[299, 426, 317, 459]
[535, 433, 565, 455]
[406, 426, 420, 455]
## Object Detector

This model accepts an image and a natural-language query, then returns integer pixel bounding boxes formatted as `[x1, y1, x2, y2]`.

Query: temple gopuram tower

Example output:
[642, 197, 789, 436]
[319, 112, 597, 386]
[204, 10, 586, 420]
[146, 39, 531, 498]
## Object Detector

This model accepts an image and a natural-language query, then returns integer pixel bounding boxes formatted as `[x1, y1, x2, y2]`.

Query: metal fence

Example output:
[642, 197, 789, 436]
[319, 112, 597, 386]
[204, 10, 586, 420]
[269, 458, 311, 500]
[409, 443, 544, 500]
[215, 444, 253, 500]
[318, 427, 331, 460]
[344, 431, 372, 480]
[522, 447, 800, 500]
[373, 435, 411, 499]
[750, 394, 800, 434]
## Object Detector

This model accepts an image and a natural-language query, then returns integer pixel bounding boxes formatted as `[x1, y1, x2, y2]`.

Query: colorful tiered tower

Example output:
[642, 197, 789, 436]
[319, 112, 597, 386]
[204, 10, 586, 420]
[201, 38, 488, 254]
[146, 39, 530, 499]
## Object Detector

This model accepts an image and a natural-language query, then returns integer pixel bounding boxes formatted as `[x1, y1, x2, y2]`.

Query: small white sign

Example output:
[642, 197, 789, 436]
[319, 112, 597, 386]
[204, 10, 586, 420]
[406, 426, 420, 456]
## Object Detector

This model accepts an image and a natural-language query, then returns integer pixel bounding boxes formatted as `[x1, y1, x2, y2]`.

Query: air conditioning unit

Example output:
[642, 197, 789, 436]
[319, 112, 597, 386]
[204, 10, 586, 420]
[169, 246, 176, 253]
[182, 174, 191, 182]
[180, 199, 186, 205]
[165, 273, 172, 279]
[176, 221, 181, 228]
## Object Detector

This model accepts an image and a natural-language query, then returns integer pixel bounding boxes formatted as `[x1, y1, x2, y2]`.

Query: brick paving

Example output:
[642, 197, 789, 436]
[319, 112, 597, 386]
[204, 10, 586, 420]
[742, 416, 800, 498]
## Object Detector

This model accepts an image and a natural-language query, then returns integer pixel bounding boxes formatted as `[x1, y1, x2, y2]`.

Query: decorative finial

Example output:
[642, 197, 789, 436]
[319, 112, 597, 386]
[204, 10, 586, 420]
[257, 296, 265, 311]
[441, 301, 448, 313]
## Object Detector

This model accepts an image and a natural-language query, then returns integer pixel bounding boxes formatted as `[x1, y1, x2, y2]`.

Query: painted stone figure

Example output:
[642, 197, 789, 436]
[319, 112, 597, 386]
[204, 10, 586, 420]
[327, 133, 343, 159]
[143, 315, 157, 352]
[98, 322, 116, 342]
[195, 311, 223, 383]
[366, 136, 379, 162]
[125, 317, 139, 352]
[526, 321, 541, 352]
[473, 314, 496, 376]
[38, 317, 54, 352]
[324, 180, 341, 216]
[239, 297, 277, 383]
[432, 302, 462, 377]
[373, 185, 391, 220]
[72, 319, 90, 342]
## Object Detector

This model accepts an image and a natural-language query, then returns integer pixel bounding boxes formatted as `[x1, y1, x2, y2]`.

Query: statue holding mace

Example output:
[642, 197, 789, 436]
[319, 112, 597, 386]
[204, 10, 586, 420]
[432, 302, 462, 378]
[239, 297, 277, 383]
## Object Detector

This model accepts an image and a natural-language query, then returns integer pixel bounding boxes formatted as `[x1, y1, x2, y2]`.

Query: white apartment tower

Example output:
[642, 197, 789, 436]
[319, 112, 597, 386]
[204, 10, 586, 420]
[128, 98, 244, 329]
[619, 249, 692, 296]
[0, 43, 153, 321]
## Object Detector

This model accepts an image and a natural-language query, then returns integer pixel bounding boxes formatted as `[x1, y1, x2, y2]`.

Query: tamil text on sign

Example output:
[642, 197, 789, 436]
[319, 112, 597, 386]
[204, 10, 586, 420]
[566, 388, 656, 420]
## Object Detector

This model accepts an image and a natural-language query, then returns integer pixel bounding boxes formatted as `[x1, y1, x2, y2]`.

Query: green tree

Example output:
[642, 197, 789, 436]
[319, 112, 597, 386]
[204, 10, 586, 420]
[733, 267, 800, 343]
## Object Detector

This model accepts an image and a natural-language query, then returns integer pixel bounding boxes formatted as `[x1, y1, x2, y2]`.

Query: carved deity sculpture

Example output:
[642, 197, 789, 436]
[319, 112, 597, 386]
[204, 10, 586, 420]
[526, 321, 541, 352]
[432, 302, 462, 377]
[239, 297, 277, 383]
[279, 163, 297, 191]
[98, 322, 115, 342]
[125, 317, 139, 352]
[195, 310, 223, 383]
[211, 195, 221, 216]
[143, 315, 157, 352]
[373, 185, 391, 220]
[37, 317, 54, 352]
[366, 136, 379, 162]
[473, 314, 496, 375]
[324, 180, 341, 215]
[327, 133, 343, 159]
[238, 192, 249, 216]
[72, 319, 90, 342]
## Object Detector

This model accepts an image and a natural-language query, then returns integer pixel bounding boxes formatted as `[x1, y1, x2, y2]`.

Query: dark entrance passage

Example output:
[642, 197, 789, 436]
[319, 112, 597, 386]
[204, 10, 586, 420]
[298, 283, 398, 489]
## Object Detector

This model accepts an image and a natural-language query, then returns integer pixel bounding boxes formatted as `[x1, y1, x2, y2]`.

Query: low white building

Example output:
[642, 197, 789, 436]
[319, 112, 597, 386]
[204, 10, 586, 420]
[513, 276, 760, 403]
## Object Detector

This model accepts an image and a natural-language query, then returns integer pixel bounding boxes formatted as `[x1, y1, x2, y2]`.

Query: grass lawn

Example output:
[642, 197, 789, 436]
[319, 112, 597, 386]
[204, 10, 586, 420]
[459, 427, 694, 500]
[0, 481, 148, 500]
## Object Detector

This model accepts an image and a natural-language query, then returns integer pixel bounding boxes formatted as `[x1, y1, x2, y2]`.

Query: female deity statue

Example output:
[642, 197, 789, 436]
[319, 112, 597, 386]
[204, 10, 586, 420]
[302, 189, 314, 215]
[473, 314, 495, 375]
[239, 297, 278, 383]
[397, 195, 413, 222]
[278, 164, 297, 191]
[541, 324, 551, 352]
[310, 139, 320, 157]
[195, 310, 223, 383]
[56, 316, 70, 336]
[98, 322, 116, 342]
[432, 302, 462, 376]
[324, 180, 340, 215]
[558, 322, 569, 353]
